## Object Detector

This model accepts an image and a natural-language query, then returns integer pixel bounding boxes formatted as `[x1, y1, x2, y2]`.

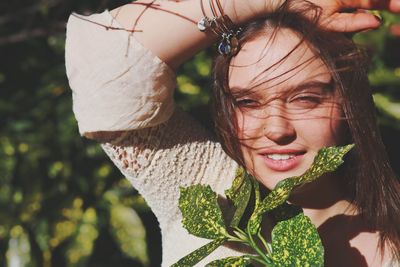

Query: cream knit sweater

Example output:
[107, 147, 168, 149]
[65, 9, 399, 267]
[65, 10, 244, 266]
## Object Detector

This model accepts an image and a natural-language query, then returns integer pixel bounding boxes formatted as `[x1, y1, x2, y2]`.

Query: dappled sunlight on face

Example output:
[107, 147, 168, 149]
[229, 28, 347, 190]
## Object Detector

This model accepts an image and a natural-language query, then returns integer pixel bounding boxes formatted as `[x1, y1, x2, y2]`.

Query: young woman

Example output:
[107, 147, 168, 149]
[65, 0, 400, 265]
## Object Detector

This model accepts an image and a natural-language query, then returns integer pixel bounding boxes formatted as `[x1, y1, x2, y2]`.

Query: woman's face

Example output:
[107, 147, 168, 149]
[229, 28, 347, 190]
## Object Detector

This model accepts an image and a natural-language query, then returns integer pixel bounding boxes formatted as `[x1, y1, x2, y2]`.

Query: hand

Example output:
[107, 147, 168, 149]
[308, 0, 400, 32]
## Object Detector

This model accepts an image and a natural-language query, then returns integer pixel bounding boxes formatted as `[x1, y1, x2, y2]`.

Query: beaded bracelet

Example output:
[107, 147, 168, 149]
[198, 0, 242, 56]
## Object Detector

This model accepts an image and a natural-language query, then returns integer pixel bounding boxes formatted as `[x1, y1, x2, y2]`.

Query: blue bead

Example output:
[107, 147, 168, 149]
[218, 42, 231, 55]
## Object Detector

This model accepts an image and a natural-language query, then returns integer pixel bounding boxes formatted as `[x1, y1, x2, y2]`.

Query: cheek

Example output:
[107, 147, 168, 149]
[301, 111, 347, 147]
[235, 111, 260, 169]
[326, 105, 348, 144]
[235, 110, 263, 141]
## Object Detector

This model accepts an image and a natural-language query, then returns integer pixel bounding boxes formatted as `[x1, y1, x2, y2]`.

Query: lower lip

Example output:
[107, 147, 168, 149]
[262, 154, 304, 172]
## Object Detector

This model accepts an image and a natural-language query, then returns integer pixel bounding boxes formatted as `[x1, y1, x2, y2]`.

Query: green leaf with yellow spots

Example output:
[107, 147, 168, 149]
[206, 256, 251, 267]
[270, 213, 324, 267]
[179, 185, 228, 239]
[171, 238, 226, 267]
[225, 167, 253, 228]
[298, 144, 354, 184]
[248, 145, 354, 234]
[247, 179, 297, 234]
[176, 145, 352, 266]
[271, 202, 302, 222]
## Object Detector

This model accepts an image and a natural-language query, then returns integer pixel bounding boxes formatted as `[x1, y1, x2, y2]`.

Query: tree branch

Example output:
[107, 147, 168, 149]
[0, 22, 66, 45]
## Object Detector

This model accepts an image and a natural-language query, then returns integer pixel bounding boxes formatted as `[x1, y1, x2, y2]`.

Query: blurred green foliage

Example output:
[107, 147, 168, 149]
[352, 11, 400, 175]
[1, 1, 159, 266]
[0, 1, 399, 267]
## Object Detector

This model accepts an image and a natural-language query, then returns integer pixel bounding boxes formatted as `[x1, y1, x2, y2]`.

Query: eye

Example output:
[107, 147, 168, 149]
[293, 94, 322, 103]
[288, 93, 323, 109]
[235, 98, 260, 108]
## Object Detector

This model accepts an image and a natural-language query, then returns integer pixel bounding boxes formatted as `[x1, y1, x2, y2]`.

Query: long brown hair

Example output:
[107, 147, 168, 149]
[212, 0, 400, 261]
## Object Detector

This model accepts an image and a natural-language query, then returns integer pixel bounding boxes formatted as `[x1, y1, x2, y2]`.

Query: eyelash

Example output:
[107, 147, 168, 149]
[235, 94, 321, 106]
[234, 91, 327, 112]
[235, 98, 260, 108]
[289, 94, 322, 104]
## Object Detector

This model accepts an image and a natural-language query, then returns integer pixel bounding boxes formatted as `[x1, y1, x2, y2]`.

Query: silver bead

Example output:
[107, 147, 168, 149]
[197, 17, 210, 32]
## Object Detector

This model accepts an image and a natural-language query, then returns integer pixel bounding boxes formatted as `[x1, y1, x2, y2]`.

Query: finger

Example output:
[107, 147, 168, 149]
[340, 0, 388, 10]
[323, 12, 381, 32]
[341, 0, 400, 12]
[389, 24, 400, 36]
[388, 0, 400, 12]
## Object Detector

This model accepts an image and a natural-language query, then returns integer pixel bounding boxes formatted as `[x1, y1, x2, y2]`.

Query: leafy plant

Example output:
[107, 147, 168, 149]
[172, 145, 354, 266]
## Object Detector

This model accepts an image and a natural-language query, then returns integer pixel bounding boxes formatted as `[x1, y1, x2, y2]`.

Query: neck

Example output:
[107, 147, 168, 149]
[285, 174, 384, 266]
[288, 173, 357, 227]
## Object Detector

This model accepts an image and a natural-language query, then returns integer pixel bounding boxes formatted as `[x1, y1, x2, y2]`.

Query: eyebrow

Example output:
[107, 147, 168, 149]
[230, 78, 335, 97]
[291, 79, 335, 93]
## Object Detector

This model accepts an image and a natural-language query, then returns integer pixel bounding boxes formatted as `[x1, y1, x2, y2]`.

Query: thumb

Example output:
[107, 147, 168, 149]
[323, 12, 382, 32]
[389, 0, 400, 12]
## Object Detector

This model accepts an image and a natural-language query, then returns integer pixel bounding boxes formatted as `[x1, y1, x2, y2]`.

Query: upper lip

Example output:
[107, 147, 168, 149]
[257, 148, 306, 155]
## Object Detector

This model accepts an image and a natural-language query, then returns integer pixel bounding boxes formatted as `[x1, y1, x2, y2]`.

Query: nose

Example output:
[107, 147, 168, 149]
[262, 105, 296, 145]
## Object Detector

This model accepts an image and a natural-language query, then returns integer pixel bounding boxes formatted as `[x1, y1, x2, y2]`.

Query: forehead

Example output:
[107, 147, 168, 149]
[229, 28, 331, 92]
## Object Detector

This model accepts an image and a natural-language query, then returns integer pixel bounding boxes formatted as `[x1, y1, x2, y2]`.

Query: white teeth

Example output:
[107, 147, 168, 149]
[266, 154, 295, 160]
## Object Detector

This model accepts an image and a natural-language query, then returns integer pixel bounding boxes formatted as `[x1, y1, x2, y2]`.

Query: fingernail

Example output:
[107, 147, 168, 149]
[370, 10, 383, 22]
[374, 15, 384, 24]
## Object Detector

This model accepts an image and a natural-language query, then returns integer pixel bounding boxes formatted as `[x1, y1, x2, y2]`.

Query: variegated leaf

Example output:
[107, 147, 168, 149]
[225, 167, 246, 200]
[248, 145, 353, 234]
[270, 213, 324, 267]
[171, 238, 226, 267]
[206, 256, 251, 267]
[271, 202, 302, 222]
[298, 144, 354, 184]
[250, 174, 261, 211]
[179, 185, 228, 239]
[225, 167, 252, 227]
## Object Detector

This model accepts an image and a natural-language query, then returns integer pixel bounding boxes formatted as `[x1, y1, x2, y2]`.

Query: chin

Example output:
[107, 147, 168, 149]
[247, 150, 317, 189]
[252, 161, 314, 190]
[256, 172, 294, 190]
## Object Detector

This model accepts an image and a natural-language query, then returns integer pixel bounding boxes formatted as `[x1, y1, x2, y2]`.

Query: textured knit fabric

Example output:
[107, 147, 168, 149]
[65, 11, 176, 135]
[65, 9, 399, 267]
[65, 10, 243, 266]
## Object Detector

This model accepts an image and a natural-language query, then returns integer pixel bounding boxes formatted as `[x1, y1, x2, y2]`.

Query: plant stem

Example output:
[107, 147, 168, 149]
[233, 226, 247, 236]
[257, 229, 272, 255]
[225, 233, 246, 243]
[245, 255, 273, 266]
[226, 227, 273, 265]
[246, 224, 271, 264]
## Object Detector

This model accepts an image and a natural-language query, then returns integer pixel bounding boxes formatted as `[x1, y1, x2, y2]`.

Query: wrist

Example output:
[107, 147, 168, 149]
[265, 0, 286, 14]
[222, 0, 286, 25]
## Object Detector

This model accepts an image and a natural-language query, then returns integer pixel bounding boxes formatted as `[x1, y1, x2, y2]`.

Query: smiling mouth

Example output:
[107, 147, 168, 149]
[261, 151, 306, 172]
[266, 154, 297, 160]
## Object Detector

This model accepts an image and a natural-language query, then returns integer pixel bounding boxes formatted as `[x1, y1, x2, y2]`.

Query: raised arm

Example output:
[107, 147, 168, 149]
[109, 0, 398, 70]
[109, 0, 277, 70]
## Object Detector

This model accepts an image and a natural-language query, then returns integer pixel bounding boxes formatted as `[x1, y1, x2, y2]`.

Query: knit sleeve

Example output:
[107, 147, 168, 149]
[65, 10, 176, 135]
[64, 10, 238, 228]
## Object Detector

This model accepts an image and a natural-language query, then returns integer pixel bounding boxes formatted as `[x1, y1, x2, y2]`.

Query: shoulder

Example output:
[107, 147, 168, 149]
[350, 231, 394, 267]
